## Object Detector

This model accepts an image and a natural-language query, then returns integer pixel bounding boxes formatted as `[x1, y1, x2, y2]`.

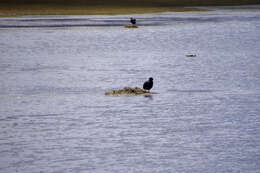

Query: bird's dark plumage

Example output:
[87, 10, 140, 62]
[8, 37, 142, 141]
[143, 77, 153, 91]
[130, 17, 136, 25]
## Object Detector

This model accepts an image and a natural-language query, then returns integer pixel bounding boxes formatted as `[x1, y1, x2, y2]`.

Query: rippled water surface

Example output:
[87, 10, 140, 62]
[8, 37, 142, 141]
[1, 6, 260, 173]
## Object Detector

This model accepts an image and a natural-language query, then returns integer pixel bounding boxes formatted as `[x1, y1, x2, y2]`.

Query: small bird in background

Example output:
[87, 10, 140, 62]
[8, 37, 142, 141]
[143, 77, 153, 92]
[130, 17, 136, 25]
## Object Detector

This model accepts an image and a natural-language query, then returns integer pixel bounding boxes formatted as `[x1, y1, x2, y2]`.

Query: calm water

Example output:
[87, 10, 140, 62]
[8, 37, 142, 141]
[0, 6, 260, 173]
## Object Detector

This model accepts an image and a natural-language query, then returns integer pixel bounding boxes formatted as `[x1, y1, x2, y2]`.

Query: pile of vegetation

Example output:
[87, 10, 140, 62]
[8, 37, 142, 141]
[105, 87, 154, 96]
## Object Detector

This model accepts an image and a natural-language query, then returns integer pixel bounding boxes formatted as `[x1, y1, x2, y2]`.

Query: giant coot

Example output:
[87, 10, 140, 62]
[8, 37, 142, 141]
[143, 77, 153, 92]
[130, 17, 136, 25]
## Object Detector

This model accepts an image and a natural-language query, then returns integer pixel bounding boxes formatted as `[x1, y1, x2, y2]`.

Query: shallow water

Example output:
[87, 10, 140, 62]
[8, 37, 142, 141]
[0, 6, 260, 173]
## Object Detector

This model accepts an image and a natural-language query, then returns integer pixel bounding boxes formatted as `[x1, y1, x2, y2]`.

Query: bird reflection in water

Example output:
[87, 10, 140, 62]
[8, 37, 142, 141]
[144, 94, 153, 100]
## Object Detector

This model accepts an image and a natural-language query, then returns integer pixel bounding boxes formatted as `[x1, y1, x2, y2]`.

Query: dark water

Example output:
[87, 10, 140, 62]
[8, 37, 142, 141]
[0, 6, 260, 173]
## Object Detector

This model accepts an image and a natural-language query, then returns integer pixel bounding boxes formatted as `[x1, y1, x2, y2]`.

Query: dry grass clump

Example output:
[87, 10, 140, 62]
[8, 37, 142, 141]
[124, 25, 138, 28]
[105, 87, 153, 96]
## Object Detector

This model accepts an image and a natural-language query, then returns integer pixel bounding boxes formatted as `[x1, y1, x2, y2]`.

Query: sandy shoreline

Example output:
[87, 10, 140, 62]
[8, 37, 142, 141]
[0, 6, 207, 16]
[0, 0, 259, 16]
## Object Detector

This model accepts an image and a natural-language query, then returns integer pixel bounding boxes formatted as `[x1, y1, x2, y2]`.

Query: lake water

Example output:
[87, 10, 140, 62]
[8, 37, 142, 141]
[0, 5, 260, 173]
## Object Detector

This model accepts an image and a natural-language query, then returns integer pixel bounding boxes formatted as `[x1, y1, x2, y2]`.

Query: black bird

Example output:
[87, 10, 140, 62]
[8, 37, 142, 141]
[143, 77, 153, 92]
[130, 17, 136, 25]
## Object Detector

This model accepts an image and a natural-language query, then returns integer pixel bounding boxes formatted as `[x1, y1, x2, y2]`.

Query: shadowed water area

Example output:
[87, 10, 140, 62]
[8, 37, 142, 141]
[0, 6, 260, 173]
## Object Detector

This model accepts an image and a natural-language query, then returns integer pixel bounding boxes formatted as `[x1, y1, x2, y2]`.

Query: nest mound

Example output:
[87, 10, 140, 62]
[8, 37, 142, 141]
[105, 87, 153, 96]
[124, 25, 138, 28]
